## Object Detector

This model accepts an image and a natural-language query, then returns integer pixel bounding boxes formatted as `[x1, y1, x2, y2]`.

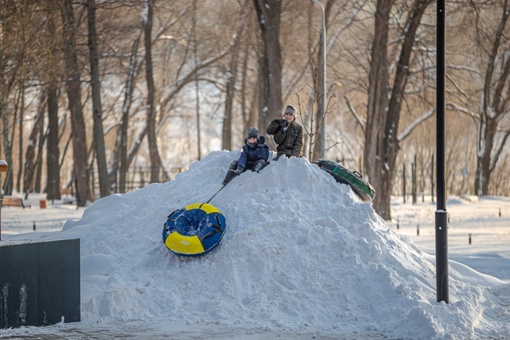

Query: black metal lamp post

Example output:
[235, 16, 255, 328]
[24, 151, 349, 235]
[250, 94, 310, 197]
[436, 0, 449, 304]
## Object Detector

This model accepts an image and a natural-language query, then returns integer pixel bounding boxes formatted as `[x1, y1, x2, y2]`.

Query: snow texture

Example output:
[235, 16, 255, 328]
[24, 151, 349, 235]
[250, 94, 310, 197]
[1, 151, 509, 339]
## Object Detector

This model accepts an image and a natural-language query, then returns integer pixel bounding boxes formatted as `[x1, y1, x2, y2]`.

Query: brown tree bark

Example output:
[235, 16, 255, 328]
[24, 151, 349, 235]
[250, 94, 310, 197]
[474, 0, 510, 196]
[311, 0, 335, 161]
[115, 27, 142, 193]
[33, 111, 46, 193]
[16, 85, 25, 193]
[365, 0, 392, 219]
[23, 94, 45, 198]
[253, 0, 283, 133]
[222, 4, 247, 151]
[365, 0, 432, 220]
[87, 0, 110, 198]
[46, 81, 61, 199]
[61, 0, 90, 206]
[143, 0, 162, 183]
[45, 2, 61, 200]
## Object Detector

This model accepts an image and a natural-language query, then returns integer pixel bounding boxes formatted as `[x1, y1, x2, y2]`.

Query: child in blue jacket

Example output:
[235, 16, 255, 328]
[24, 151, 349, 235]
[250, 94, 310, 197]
[222, 127, 269, 185]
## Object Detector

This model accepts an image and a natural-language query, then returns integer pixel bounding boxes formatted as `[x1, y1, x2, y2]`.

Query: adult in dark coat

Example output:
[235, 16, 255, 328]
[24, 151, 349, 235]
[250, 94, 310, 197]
[222, 127, 269, 185]
[266, 105, 303, 160]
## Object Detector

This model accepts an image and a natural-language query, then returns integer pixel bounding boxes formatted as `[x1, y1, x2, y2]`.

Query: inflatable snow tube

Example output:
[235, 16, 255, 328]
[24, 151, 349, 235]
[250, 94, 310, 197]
[162, 203, 227, 256]
[314, 159, 376, 202]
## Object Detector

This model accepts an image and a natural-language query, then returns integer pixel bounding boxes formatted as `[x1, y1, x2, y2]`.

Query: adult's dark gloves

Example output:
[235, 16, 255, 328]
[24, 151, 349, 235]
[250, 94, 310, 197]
[280, 119, 289, 133]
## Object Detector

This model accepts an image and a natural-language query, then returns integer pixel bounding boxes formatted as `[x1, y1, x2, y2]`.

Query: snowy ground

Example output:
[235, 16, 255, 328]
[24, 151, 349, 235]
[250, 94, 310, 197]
[390, 195, 510, 281]
[1, 151, 509, 339]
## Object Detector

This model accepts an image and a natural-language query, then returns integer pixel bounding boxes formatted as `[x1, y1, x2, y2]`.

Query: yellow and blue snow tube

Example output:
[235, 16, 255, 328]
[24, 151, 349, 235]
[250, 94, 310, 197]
[162, 203, 226, 256]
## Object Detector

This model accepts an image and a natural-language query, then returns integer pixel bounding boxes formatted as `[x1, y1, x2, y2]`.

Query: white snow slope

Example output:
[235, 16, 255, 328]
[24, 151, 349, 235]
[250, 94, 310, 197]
[3, 151, 510, 339]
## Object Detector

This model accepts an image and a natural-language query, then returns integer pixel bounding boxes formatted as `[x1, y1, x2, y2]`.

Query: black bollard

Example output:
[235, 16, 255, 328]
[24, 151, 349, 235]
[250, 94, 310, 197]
[417, 224, 420, 236]
[469, 233, 472, 245]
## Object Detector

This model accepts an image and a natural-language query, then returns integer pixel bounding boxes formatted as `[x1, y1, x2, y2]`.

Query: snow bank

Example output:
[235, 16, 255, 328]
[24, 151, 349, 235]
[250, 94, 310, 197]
[10, 151, 510, 338]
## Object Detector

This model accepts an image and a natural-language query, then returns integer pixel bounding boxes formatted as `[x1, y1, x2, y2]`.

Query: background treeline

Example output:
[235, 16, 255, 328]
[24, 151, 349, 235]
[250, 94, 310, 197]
[1, 0, 509, 220]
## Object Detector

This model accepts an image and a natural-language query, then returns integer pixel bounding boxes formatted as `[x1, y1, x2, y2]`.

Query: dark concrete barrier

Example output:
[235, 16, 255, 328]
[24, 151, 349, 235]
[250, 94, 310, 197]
[0, 239, 80, 328]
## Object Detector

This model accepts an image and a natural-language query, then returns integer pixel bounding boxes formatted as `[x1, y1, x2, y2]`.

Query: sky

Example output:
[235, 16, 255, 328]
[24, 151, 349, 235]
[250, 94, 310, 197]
[1, 151, 510, 339]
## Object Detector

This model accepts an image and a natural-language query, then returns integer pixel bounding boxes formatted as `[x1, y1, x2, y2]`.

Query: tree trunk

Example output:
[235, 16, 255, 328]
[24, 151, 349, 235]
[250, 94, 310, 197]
[87, 0, 110, 198]
[115, 27, 142, 193]
[143, 0, 162, 183]
[474, 120, 496, 196]
[365, 0, 392, 219]
[311, 0, 334, 161]
[16, 86, 24, 193]
[1, 114, 14, 196]
[62, 0, 90, 206]
[34, 117, 46, 193]
[45, 3, 61, 200]
[1, 77, 17, 196]
[23, 94, 45, 198]
[222, 4, 246, 151]
[241, 37, 255, 133]
[46, 81, 61, 199]
[127, 126, 148, 170]
[365, 0, 432, 220]
[253, 0, 283, 132]
[474, 0, 510, 196]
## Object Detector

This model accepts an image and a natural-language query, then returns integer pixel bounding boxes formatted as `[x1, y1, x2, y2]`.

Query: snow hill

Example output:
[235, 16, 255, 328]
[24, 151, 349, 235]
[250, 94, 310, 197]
[11, 151, 510, 338]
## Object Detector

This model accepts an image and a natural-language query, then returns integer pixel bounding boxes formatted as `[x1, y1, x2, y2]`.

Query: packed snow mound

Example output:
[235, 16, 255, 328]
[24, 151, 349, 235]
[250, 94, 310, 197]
[50, 151, 509, 338]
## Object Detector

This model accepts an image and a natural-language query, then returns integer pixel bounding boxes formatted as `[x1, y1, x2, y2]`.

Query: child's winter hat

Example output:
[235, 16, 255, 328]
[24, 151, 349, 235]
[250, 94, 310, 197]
[246, 127, 259, 139]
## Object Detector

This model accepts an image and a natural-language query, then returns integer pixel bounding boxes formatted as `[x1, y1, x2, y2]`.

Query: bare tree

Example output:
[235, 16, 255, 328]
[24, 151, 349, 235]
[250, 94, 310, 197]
[143, 0, 162, 183]
[61, 0, 90, 206]
[45, 1, 62, 200]
[310, 0, 336, 161]
[253, 0, 283, 132]
[46, 80, 61, 199]
[472, 0, 510, 195]
[23, 94, 45, 198]
[115, 27, 142, 193]
[365, 0, 433, 220]
[3, 0, 510, 203]
[222, 2, 248, 150]
[0, 1, 25, 195]
[87, 0, 110, 197]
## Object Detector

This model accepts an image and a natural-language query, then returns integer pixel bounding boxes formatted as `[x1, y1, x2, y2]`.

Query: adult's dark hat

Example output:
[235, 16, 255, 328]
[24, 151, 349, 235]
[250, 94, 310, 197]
[284, 105, 295, 116]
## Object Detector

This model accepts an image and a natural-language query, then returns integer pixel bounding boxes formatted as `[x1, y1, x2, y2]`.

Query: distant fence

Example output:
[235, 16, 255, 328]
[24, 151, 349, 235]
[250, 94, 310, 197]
[90, 166, 185, 194]
[2, 218, 70, 233]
